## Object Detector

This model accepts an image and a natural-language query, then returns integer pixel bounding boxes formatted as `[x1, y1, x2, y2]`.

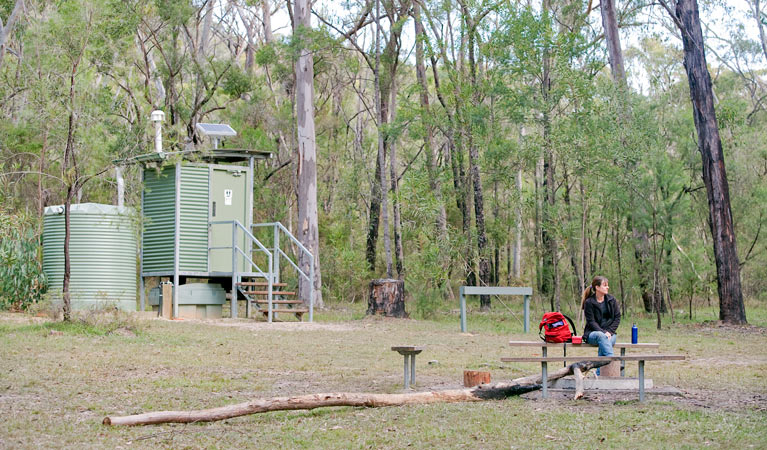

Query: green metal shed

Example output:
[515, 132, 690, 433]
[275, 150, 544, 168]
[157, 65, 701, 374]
[138, 148, 273, 318]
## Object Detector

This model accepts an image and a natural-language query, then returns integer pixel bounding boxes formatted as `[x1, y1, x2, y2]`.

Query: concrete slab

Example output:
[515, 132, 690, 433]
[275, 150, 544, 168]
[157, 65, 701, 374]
[551, 376, 653, 390]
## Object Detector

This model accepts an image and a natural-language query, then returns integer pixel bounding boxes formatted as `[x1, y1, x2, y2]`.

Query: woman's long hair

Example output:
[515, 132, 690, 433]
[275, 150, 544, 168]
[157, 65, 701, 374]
[580, 276, 608, 310]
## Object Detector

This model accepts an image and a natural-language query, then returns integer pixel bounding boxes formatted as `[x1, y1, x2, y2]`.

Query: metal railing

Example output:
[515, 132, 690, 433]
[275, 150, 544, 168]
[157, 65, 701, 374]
[209, 220, 276, 322]
[251, 222, 314, 322]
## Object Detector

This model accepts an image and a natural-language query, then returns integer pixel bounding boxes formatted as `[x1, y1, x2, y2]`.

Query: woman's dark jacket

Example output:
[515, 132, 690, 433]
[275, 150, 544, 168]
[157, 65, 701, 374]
[582, 294, 621, 338]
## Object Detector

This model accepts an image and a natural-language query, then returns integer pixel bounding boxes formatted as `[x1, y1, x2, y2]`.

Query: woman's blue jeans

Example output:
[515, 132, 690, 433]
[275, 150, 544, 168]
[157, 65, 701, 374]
[587, 331, 617, 375]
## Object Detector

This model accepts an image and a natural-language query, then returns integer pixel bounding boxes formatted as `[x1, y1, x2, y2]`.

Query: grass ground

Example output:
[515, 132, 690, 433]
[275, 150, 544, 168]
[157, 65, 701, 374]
[0, 299, 765, 449]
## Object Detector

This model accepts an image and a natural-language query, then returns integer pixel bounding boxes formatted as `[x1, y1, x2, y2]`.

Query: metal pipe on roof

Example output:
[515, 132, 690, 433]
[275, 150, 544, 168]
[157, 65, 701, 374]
[151, 110, 165, 154]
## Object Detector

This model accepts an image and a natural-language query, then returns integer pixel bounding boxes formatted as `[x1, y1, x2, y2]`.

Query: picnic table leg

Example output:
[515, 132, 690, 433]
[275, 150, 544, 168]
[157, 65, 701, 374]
[403, 355, 410, 389]
[638, 360, 645, 402]
[523, 295, 530, 333]
[460, 287, 467, 333]
[620, 348, 626, 377]
[410, 354, 416, 386]
[541, 361, 548, 399]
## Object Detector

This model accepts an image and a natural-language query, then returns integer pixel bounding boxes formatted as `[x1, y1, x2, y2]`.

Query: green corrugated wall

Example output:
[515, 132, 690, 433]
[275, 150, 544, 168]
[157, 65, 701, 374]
[179, 166, 209, 271]
[142, 166, 175, 272]
[143, 164, 210, 273]
[42, 204, 137, 311]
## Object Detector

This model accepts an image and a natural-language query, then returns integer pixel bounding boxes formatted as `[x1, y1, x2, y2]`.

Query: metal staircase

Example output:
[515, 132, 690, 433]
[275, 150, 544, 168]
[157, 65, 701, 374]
[209, 220, 313, 322]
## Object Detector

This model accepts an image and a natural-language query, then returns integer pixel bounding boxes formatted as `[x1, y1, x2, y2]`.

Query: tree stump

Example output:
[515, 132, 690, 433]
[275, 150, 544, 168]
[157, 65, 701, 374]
[601, 360, 621, 377]
[367, 279, 407, 318]
[463, 370, 491, 387]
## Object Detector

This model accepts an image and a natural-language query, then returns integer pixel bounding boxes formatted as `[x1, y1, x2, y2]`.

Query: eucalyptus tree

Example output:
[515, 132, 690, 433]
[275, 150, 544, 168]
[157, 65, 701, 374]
[294, 0, 323, 308]
[0, 0, 24, 71]
[659, 0, 747, 324]
[23, 0, 135, 319]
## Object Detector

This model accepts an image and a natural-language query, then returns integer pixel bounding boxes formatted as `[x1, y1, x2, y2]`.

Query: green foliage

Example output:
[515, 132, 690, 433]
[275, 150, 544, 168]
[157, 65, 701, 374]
[0, 212, 46, 310]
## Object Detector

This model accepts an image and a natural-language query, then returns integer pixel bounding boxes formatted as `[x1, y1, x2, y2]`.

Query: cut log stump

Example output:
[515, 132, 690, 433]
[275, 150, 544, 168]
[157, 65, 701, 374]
[463, 370, 491, 387]
[367, 279, 407, 318]
[601, 360, 620, 377]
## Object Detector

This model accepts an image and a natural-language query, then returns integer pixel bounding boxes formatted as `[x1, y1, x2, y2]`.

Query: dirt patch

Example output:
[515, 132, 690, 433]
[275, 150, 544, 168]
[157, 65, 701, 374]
[517, 387, 767, 414]
[191, 318, 359, 332]
[675, 388, 767, 413]
[0, 311, 50, 325]
[687, 321, 767, 335]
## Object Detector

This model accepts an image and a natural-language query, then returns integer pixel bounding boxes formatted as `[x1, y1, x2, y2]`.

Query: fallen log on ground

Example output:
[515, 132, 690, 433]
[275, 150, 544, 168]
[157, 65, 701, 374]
[104, 360, 608, 426]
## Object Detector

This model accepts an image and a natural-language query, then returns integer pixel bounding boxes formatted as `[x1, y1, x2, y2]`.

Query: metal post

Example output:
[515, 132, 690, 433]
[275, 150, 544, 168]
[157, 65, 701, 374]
[231, 222, 238, 318]
[309, 257, 314, 322]
[410, 353, 416, 386]
[139, 168, 145, 312]
[267, 253, 273, 323]
[173, 163, 181, 319]
[541, 361, 548, 399]
[620, 348, 626, 377]
[638, 360, 645, 402]
[273, 224, 280, 285]
[247, 157, 254, 262]
[403, 355, 410, 389]
[523, 294, 530, 333]
[563, 343, 567, 368]
[459, 286, 466, 333]
[139, 277, 145, 312]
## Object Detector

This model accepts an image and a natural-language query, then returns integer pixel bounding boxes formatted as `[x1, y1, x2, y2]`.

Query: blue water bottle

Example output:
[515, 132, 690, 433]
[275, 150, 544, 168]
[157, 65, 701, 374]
[631, 323, 638, 344]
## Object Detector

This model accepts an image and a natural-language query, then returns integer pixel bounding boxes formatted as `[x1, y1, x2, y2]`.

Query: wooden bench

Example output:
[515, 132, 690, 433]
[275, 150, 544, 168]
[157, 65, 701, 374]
[501, 355, 685, 401]
[508, 341, 660, 376]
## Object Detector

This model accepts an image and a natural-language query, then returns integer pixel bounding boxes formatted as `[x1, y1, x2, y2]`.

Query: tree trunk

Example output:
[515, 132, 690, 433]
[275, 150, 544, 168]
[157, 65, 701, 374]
[62, 188, 73, 321]
[103, 361, 608, 426]
[672, 0, 747, 324]
[262, 0, 274, 44]
[751, 0, 767, 60]
[365, 153, 383, 272]
[388, 79, 405, 279]
[540, 0, 558, 311]
[38, 127, 48, 217]
[367, 278, 406, 317]
[466, 15, 490, 310]
[198, 0, 215, 56]
[0, 0, 24, 71]
[414, 4, 447, 240]
[513, 168, 522, 279]
[599, 0, 626, 86]
[294, 0, 323, 309]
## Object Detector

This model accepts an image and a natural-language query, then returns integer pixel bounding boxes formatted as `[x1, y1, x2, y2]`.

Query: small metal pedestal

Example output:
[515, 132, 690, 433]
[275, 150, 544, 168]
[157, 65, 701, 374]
[391, 346, 424, 389]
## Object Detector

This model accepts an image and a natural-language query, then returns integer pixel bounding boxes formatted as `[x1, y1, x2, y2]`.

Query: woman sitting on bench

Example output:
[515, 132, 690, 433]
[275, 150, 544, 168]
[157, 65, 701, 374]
[581, 276, 621, 375]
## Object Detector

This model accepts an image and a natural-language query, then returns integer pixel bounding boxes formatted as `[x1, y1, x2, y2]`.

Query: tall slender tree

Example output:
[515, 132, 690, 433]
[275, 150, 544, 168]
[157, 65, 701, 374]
[295, 0, 324, 308]
[660, 0, 747, 324]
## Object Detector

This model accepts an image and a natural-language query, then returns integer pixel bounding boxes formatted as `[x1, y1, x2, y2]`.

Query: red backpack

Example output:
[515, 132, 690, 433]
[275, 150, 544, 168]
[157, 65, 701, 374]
[539, 312, 577, 343]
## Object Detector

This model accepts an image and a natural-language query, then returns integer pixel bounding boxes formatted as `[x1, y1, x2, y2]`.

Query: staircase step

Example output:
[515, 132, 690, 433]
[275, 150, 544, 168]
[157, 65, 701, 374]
[245, 290, 296, 296]
[258, 308, 309, 314]
[237, 282, 288, 287]
[250, 299, 304, 305]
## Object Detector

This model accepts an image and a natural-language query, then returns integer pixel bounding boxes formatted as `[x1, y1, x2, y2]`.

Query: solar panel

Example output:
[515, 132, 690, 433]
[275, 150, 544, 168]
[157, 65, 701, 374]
[196, 123, 237, 137]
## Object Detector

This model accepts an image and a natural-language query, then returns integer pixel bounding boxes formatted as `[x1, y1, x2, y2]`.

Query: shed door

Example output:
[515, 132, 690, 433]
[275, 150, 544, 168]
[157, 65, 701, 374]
[209, 168, 248, 272]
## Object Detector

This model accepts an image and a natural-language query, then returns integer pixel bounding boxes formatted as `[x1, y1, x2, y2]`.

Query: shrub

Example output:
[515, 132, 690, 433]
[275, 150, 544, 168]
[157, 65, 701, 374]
[0, 211, 46, 310]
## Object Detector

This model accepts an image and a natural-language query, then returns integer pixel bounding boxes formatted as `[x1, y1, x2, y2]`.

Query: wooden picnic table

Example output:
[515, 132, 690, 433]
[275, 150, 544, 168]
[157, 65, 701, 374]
[500, 354, 685, 401]
[508, 340, 660, 376]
